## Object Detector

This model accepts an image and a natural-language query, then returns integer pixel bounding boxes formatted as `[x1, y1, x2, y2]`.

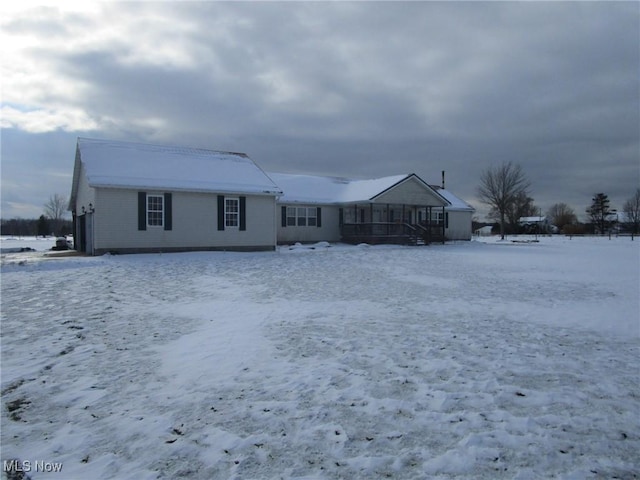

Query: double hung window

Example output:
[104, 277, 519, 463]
[286, 207, 297, 226]
[147, 195, 164, 227]
[307, 208, 317, 227]
[286, 206, 319, 227]
[225, 198, 239, 228]
[297, 207, 307, 226]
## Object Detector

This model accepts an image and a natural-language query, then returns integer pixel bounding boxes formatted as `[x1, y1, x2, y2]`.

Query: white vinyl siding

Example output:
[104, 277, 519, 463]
[277, 204, 340, 244]
[373, 176, 448, 207]
[92, 189, 276, 253]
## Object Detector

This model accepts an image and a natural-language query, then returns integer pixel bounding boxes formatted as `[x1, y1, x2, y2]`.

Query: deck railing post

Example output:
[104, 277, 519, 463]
[442, 205, 446, 243]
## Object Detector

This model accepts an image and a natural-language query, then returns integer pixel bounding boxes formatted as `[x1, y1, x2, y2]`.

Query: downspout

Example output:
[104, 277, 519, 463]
[274, 196, 279, 250]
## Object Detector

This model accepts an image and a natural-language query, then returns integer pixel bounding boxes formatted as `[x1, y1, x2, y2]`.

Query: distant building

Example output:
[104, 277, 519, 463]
[474, 225, 493, 237]
[518, 216, 556, 233]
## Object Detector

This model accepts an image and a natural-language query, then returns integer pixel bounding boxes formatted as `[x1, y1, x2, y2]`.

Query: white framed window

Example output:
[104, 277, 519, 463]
[307, 207, 317, 226]
[225, 198, 239, 228]
[429, 211, 448, 227]
[297, 207, 307, 226]
[284, 206, 319, 227]
[287, 207, 297, 226]
[147, 195, 164, 227]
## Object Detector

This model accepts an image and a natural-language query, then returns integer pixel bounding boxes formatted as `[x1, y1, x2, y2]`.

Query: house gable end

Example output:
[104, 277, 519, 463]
[371, 174, 450, 207]
[69, 144, 82, 211]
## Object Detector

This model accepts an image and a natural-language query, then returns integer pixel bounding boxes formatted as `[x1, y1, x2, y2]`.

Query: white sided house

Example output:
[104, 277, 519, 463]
[70, 138, 282, 255]
[271, 172, 474, 245]
[70, 138, 474, 254]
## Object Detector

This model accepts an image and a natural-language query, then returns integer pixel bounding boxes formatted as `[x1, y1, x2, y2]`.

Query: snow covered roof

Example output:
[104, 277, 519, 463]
[430, 186, 475, 212]
[271, 172, 465, 208]
[519, 216, 548, 223]
[74, 138, 282, 195]
[71, 138, 473, 211]
[270, 173, 415, 204]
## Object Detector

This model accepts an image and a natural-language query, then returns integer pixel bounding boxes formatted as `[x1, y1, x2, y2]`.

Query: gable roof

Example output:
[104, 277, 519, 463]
[270, 172, 451, 206]
[430, 186, 475, 212]
[270, 172, 407, 204]
[73, 138, 282, 196]
[70, 138, 472, 213]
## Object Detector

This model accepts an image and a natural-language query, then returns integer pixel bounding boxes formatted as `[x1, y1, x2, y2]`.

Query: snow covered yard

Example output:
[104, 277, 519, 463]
[1, 237, 638, 479]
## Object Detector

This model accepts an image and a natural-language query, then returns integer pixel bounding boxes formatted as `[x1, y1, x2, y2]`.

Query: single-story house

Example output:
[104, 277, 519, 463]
[70, 138, 474, 254]
[271, 172, 474, 245]
[69, 138, 282, 255]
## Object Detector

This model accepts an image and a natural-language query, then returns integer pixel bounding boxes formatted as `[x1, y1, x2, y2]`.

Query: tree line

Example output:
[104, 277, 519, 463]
[477, 162, 640, 238]
[1, 194, 72, 237]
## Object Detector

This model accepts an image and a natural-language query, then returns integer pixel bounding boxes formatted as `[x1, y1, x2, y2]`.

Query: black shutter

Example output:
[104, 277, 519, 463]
[138, 192, 147, 231]
[281, 206, 287, 227]
[164, 193, 172, 231]
[317, 207, 322, 228]
[239, 196, 246, 231]
[217, 195, 225, 231]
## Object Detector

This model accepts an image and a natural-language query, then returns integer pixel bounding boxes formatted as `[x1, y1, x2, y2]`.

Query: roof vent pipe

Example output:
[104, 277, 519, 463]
[441, 170, 445, 189]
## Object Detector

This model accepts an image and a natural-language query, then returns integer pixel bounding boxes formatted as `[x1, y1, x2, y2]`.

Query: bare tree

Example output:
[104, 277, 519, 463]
[505, 191, 538, 233]
[477, 162, 531, 239]
[43, 193, 68, 235]
[623, 188, 640, 234]
[547, 203, 577, 231]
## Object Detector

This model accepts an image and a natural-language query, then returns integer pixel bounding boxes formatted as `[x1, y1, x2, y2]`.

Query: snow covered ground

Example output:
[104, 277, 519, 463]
[1, 236, 638, 479]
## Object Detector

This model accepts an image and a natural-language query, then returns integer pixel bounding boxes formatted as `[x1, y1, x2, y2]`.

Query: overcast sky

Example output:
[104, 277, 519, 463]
[1, 1, 638, 221]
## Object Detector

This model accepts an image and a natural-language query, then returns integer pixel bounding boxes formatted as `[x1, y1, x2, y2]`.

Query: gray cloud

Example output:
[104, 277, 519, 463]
[1, 1, 638, 220]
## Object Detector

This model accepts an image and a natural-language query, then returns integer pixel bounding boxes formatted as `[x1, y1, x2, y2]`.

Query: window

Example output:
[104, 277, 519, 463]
[287, 207, 297, 226]
[147, 195, 164, 227]
[297, 207, 307, 226]
[431, 211, 447, 226]
[307, 208, 317, 227]
[225, 198, 239, 227]
[284, 206, 320, 227]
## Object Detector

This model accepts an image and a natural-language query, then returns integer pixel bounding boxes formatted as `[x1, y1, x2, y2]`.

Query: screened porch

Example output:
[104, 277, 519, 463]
[340, 203, 447, 245]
